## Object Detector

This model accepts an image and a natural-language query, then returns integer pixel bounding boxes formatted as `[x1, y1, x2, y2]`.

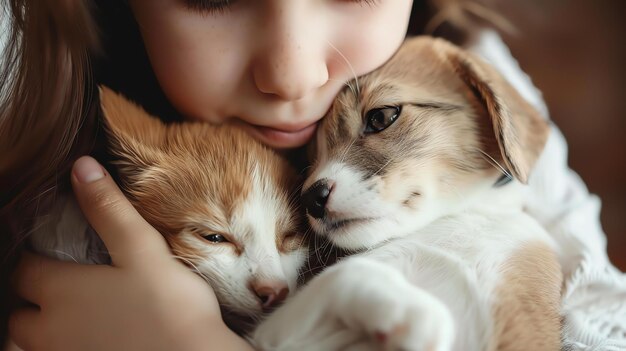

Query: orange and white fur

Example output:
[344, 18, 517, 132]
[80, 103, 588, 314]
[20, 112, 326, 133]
[251, 37, 562, 350]
[29, 87, 307, 331]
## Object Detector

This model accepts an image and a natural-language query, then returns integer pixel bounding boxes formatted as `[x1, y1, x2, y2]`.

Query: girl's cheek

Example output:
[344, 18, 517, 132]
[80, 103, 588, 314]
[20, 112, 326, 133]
[328, 1, 414, 79]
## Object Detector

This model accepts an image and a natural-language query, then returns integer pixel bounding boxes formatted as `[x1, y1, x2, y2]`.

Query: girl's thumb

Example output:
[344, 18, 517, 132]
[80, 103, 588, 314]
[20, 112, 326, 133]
[71, 156, 169, 267]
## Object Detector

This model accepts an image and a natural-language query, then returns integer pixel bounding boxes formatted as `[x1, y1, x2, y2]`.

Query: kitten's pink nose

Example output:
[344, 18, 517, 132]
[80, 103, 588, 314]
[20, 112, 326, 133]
[251, 281, 289, 310]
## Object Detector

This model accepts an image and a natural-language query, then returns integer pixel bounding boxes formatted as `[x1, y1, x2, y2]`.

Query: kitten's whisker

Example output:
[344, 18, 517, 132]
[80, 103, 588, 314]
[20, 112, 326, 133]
[41, 249, 80, 263]
[171, 254, 212, 284]
[327, 41, 360, 97]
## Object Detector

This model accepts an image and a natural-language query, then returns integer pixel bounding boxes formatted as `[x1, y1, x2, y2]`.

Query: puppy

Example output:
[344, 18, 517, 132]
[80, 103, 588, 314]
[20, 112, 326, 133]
[252, 36, 561, 351]
[30, 87, 307, 332]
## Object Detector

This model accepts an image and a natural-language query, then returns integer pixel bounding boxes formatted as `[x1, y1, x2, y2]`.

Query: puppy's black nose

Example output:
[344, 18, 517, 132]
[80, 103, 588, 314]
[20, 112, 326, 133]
[302, 179, 331, 219]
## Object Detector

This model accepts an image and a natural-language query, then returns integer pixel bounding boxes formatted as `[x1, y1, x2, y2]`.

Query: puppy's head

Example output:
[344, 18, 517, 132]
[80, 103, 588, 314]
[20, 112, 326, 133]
[99, 87, 307, 330]
[302, 36, 549, 250]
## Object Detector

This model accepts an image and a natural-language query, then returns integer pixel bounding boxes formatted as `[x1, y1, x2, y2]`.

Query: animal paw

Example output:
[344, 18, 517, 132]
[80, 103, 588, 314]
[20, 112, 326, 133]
[251, 257, 455, 351]
[331, 258, 455, 351]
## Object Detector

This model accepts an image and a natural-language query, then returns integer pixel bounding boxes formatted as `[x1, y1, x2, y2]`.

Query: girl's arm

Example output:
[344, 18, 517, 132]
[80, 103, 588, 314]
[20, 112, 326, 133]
[9, 156, 254, 351]
[467, 30, 626, 350]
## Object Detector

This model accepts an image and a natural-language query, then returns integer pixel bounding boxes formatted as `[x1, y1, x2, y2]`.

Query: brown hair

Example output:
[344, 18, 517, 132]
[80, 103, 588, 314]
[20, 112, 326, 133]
[0, 0, 100, 343]
[0, 0, 98, 247]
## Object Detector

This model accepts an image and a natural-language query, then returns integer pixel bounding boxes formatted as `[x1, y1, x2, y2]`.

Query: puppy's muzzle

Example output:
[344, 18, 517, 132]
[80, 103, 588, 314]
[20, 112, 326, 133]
[302, 179, 332, 219]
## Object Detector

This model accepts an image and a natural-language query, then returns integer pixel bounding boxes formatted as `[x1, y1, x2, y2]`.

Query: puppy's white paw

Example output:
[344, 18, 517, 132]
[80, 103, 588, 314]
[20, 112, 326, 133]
[332, 258, 455, 351]
[252, 257, 455, 351]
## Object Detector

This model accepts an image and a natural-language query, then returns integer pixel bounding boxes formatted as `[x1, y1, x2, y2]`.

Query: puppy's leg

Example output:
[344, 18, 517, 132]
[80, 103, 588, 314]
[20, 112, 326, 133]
[491, 242, 562, 351]
[250, 264, 366, 351]
[252, 257, 455, 351]
[330, 258, 456, 351]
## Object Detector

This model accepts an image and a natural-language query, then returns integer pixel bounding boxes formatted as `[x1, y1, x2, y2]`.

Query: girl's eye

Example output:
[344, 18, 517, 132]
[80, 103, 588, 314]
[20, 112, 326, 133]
[183, 0, 235, 14]
[364, 106, 402, 133]
[202, 233, 229, 243]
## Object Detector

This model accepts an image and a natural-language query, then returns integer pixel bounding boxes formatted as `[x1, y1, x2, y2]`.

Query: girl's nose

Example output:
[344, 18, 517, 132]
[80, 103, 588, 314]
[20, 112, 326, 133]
[252, 7, 329, 101]
[253, 45, 329, 101]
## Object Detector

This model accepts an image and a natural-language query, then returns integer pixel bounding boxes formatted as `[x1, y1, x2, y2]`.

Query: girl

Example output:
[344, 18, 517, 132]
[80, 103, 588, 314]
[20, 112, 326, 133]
[1, 1, 624, 350]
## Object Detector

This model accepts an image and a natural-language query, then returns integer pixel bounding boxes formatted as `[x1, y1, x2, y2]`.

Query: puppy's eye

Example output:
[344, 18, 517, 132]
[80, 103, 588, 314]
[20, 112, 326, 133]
[364, 106, 402, 133]
[202, 233, 229, 243]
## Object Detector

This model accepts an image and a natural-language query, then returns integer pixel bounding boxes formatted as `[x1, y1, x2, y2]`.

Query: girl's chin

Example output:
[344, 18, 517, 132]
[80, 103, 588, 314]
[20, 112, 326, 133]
[243, 123, 318, 149]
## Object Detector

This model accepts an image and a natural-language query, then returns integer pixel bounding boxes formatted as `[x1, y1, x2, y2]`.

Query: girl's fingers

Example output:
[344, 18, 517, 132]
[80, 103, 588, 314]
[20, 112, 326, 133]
[9, 307, 42, 351]
[70, 156, 170, 267]
[12, 252, 70, 305]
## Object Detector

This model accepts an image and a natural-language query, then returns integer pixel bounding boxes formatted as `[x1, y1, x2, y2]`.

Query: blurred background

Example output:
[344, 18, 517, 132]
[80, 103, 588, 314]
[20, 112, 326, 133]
[492, 0, 625, 269]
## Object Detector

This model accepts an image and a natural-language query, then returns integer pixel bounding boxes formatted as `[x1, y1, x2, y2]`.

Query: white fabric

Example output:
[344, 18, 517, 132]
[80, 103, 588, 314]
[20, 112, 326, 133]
[466, 29, 626, 351]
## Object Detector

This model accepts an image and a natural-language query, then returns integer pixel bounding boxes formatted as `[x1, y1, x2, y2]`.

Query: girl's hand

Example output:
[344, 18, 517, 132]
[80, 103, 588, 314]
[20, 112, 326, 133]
[9, 156, 253, 351]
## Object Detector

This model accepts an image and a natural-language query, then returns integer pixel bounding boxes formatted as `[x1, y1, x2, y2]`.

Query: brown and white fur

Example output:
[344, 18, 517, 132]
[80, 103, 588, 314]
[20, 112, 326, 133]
[29, 87, 307, 332]
[251, 37, 562, 350]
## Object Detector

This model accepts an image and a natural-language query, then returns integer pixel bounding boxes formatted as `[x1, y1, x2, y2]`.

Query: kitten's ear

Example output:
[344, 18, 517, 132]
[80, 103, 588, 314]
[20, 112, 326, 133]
[440, 42, 550, 183]
[98, 85, 167, 172]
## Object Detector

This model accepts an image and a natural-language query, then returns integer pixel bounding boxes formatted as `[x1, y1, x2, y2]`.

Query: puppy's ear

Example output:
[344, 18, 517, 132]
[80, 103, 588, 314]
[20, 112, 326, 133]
[98, 85, 167, 177]
[444, 45, 550, 184]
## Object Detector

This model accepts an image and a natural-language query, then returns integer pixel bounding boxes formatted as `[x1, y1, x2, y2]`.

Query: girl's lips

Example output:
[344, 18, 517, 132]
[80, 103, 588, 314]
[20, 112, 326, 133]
[245, 122, 318, 149]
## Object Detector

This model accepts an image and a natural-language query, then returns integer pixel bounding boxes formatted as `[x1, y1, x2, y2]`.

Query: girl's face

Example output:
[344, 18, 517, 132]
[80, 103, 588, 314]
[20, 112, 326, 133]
[129, 0, 413, 149]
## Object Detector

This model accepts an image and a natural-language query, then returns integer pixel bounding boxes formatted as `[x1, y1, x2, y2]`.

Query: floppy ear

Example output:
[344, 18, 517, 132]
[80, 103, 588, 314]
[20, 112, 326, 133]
[98, 85, 167, 178]
[444, 45, 550, 184]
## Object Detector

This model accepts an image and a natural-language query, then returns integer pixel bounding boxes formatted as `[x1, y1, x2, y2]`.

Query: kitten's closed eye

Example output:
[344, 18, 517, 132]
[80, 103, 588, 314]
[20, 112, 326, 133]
[202, 233, 229, 243]
[189, 227, 233, 245]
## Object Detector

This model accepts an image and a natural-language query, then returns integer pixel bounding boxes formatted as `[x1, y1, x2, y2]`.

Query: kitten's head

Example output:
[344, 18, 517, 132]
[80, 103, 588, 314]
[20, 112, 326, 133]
[302, 36, 550, 250]
[99, 87, 307, 329]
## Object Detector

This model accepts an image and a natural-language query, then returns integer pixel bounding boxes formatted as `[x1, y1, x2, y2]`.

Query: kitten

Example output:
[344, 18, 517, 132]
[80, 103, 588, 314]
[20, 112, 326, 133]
[30, 87, 308, 332]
